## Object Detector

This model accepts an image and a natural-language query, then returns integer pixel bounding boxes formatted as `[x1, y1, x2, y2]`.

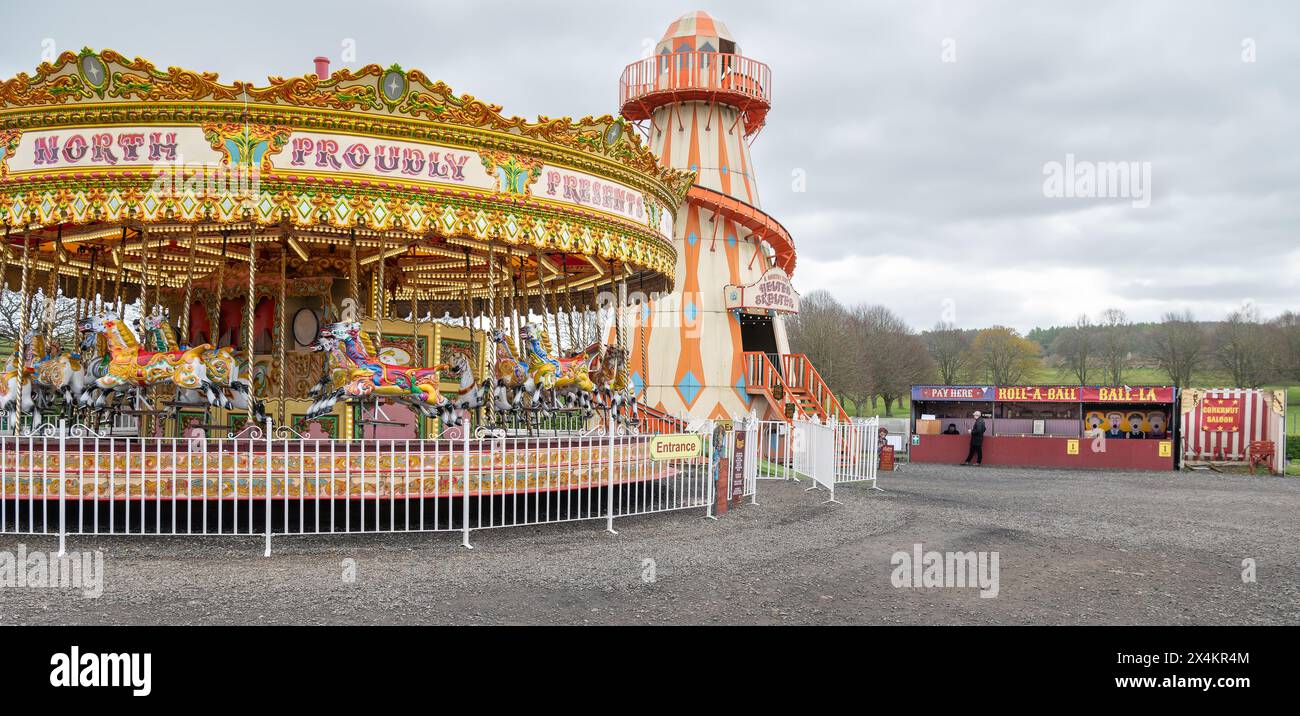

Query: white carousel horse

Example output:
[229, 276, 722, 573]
[487, 327, 539, 414]
[442, 351, 486, 415]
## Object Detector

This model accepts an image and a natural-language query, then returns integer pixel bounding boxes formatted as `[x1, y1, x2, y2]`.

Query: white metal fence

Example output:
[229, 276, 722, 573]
[0, 419, 721, 555]
[754, 417, 883, 500]
[836, 417, 881, 489]
[0, 414, 884, 556]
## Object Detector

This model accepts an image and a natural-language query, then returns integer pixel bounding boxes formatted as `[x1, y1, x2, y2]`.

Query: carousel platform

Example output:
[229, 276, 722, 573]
[0, 434, 687, 501]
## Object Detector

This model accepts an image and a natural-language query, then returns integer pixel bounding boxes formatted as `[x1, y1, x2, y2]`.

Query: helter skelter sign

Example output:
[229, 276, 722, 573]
[724, 267, 800, 314]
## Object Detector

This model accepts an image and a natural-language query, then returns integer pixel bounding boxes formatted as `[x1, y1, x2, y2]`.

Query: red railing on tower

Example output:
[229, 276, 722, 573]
[620, 51, 771, 136]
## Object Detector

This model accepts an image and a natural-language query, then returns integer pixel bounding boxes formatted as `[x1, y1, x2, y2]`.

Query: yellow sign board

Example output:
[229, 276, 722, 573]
[649, 434, 706, 461]
[1066, 439, 1079, 455]
[1159, 441, 1172, 457]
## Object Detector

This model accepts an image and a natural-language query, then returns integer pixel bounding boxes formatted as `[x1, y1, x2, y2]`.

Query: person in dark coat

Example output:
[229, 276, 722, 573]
[962, 410, 987, 466]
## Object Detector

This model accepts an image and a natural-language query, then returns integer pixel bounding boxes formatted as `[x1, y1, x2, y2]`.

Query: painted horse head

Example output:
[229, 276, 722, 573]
[81, 313, 116, 335]
[310, 328, 343, 354]
[446, 351, 473, 378]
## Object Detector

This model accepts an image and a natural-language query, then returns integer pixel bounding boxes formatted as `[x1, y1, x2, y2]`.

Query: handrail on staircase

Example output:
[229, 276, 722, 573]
[779, 354, 850, 422]
[742, 351, 849, 423]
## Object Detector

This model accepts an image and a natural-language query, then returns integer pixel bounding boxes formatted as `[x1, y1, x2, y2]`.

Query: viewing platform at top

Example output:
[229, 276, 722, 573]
[619, 52, 771, 136]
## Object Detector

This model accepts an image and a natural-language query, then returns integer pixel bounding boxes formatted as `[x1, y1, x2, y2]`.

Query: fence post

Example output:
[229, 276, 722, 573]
[58, 419, 67, 557]
[606, 411, 618, 535]
[461, 424, 472, 549]
[263, 418, 272, 557]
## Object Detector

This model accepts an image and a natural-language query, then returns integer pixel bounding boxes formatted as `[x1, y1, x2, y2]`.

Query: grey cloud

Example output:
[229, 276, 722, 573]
[3, 0, 1295, 332]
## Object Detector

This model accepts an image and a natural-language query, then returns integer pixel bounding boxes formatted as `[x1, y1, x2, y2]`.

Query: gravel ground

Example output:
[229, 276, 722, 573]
[2, 464, 1297, 625]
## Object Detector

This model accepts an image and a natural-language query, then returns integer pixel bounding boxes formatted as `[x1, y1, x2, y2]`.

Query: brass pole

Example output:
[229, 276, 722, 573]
[45, 228, 62, 339]
[140, 225, 151, 320]
[245, 226, 257, 424]
[277, 243, 286, 425]
[349, 229, 359, 313]
[112, 226, 126, 313]
[15, 228, 33, 429]
[179, 224, 199, 341]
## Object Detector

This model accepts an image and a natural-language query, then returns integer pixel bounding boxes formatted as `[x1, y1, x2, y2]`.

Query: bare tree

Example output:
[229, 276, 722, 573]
[1096, 307, 1130, 385]
[0, 288, 81, 348]
[1147, 310, 1206, 388]
[1272, 311, 1300, 381]
[853, 305, 934, 416]
[1214, 304, 1274, 388]
[1051, 314, 1096, 385]
[970, 326, 1041, 385]
[923, 321, 970, 385]
[785, 290, 856, 404]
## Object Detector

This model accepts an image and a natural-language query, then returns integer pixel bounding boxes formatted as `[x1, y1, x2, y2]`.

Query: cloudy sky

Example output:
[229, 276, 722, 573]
[3, 0, 1296, 333]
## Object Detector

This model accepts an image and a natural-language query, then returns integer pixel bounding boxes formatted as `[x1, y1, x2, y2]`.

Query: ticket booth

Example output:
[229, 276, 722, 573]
[910, 386, 1177, 471]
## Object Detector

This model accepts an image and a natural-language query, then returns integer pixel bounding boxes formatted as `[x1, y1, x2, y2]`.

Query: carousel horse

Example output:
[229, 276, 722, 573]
[553, 341, 604, 415]
[139, 313, 266, 423]
[520, 322, 596, 412]
[0, 352, 26, 427]
[305, 321, 459, 425]
[79, 314, 214, 409]
[30, 331, 90, 409]
[74, 322, 123, 412]
[487, 328, 538, 414]
[0, 335, 55, 429]
[589, 343, 638, 424]
[442, 350, 486, 414]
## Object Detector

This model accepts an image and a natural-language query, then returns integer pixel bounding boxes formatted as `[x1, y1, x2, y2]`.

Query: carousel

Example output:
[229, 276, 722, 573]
[0, 49, 698, 510]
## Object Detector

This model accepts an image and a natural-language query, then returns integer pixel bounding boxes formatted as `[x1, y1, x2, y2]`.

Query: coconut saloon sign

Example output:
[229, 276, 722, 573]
[725, 268, 800, 314]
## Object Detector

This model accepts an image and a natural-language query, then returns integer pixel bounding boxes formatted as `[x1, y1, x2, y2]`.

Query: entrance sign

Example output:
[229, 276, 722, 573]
[725, 268, 800, 314]
[649, 434, 706, 460]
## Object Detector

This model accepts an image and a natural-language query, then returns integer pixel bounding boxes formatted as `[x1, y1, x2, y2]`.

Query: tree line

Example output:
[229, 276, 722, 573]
[786, 291, 1300, 416]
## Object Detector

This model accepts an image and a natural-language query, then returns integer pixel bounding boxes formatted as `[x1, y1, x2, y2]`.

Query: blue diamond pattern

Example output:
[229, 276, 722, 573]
[631, 371, 645, 395]
[726, 234, 737, 247]
[684, 300, 698, 323]
[736, 375, 750, 404]
[678, 371, 702, 405]
[687, 232, 699, 247]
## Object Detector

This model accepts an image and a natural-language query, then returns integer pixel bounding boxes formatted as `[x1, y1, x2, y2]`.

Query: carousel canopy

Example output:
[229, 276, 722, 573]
[0, 49, 693, 313]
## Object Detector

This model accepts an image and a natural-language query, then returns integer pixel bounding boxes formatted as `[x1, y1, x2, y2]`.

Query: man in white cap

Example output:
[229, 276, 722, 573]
[961, 410, 987, 466]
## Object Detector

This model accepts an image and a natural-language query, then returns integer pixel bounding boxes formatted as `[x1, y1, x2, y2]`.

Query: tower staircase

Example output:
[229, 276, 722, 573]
[742, 352, 849, 423]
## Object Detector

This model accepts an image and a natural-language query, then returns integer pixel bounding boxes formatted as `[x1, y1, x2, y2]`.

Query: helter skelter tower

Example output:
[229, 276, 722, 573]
[620, 11, 846, 423]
